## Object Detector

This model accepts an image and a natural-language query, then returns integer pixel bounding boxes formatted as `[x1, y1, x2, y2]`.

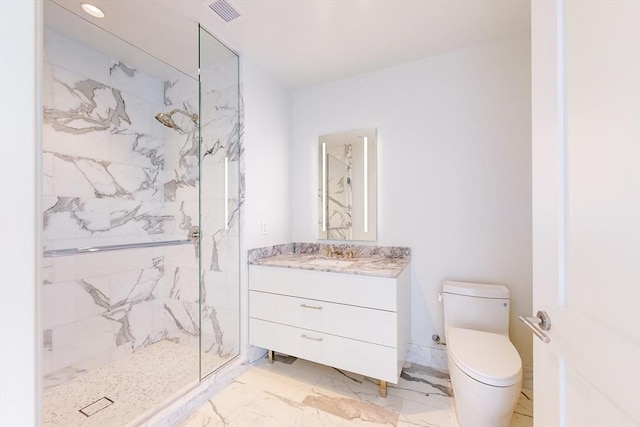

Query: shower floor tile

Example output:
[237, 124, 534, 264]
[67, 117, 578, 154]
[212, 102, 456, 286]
[179, 357, 534, 427]
[43, 340, 226, 427]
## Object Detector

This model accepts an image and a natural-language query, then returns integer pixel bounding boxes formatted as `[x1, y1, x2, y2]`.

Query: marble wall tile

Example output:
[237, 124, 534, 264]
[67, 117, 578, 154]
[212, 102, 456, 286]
[44, 28, 111, 87]
[41, 276, 110, 330]
[164, 167, 199, 203]
[51, 315, 122, 371]
[164, 264, 200, 303]
[49, 154, 162, 201]
[109, 58, 164, 106]
[200, 305, 236, 358]
[42, 122, 111, 165]
[44, 197, 112, 241]
[109, 258, 163, 308]
[201, 270, 237, 309]
[44, 68, 120, 157]
[163, 299, 200, 343]
[43, 250, 167, 379]
[43, 198, 167, 247]
[163, 200, 199, 238]
[43, 29, 170, 251]
[109, 200, 165, 237]
[163, 77, 198, 109]
[125, 300, 166, 349]
[110, 130, 164, 169]
[46, 248, 163, 282]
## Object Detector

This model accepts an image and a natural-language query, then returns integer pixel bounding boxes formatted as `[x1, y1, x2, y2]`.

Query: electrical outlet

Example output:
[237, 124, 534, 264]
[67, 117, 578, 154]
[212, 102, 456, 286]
[260, 219, 268, 236]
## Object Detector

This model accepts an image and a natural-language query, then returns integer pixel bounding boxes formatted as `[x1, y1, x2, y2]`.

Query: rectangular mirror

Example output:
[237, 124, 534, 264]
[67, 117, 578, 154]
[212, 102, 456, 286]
[317, 128, 377, 241]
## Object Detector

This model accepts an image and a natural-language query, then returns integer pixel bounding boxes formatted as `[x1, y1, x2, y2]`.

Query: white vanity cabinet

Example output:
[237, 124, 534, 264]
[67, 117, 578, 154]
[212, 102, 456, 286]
[248, 263, 410, 395]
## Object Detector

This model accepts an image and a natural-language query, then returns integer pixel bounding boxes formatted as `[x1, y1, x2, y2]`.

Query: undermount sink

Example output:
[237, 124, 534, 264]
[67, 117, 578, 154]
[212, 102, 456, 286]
[306, 258, 355, 268]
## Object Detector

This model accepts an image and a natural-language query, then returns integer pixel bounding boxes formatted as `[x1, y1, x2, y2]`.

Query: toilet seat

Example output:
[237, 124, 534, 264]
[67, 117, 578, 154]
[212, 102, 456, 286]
[448, 327, 522, 387]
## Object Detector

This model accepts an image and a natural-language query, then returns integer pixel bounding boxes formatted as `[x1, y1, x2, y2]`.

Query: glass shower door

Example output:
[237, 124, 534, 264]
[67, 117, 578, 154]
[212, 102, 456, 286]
[197, 25, 241, 379]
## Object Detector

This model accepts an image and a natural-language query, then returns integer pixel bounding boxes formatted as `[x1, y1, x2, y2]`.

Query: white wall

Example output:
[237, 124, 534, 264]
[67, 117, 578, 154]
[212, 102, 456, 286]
[291, 35, 533, 368]
[0, 1, 41, 425]
[240, 57, 292, 359]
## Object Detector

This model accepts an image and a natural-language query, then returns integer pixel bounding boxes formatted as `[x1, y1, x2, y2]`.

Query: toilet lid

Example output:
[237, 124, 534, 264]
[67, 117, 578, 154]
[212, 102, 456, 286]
[448, 327, 522, 387]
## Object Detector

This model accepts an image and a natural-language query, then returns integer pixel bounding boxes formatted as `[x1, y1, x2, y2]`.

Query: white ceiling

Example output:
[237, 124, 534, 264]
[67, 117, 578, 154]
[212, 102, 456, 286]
[48, 0, 531, 89]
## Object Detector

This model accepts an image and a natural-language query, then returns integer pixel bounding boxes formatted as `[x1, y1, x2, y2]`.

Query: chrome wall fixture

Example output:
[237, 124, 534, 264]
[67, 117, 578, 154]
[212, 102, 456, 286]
[43, 239, 194, 258]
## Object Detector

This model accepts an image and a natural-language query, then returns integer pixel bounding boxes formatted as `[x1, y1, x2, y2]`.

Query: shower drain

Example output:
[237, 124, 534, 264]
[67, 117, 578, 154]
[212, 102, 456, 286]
[79, 397, 114, 417]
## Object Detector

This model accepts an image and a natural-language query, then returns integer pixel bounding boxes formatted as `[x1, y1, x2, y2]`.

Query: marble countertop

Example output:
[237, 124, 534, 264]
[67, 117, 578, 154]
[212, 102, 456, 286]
[250, 253, 410, 278]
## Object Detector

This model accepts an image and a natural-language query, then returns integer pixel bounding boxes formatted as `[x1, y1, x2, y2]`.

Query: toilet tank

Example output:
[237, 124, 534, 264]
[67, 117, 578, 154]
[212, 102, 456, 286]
[442, 280, 511, 338]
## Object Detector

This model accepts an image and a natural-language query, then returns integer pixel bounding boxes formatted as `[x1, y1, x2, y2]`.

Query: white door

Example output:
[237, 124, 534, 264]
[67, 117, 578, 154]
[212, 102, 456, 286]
[531, 1, 639, 426]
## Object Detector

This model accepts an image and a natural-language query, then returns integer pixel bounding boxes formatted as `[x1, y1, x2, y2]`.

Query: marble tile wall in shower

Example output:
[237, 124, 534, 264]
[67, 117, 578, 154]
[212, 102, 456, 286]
[42, 28, 168, 251]
[41, 28, 241, 385]
[41, 28, 198, 386]
[42, 248, 167, 387]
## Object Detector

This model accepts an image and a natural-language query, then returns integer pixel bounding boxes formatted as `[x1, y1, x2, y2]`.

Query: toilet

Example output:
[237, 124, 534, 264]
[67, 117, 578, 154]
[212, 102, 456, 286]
[441, 280, 522, 427]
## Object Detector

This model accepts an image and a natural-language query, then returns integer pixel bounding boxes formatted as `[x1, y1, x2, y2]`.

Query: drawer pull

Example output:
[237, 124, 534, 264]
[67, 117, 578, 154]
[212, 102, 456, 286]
[300, 304, 323, 310]
[301, 334, 323, 342]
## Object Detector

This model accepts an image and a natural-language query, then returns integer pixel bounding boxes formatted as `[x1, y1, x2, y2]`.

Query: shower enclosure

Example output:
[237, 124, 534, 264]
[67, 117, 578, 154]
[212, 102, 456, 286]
[41, 2, 240, 425]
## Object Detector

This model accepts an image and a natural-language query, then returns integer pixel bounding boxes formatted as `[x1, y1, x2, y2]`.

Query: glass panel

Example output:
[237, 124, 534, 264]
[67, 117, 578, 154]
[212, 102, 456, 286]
[42, 2, 201, 425]
[198, 25, 241, 379]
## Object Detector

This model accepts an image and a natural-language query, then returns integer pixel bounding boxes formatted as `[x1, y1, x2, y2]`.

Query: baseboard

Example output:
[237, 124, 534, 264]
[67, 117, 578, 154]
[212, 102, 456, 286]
[405, 343, 449, 372]
[523, 365, 533, 390]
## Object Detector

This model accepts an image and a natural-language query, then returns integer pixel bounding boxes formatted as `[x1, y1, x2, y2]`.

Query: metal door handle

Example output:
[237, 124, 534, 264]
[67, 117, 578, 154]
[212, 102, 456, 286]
[301, 334, 323, 342]
[519, 310, 551, 343]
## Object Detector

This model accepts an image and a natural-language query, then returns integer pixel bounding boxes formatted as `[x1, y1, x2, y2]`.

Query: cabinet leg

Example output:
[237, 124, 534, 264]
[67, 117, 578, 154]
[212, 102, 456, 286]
[268, 350, 274, 364]
[379, 380, 387, 398]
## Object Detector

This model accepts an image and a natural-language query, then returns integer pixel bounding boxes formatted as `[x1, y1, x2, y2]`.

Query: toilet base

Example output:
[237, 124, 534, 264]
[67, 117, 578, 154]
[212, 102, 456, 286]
[449, 358, 522, 427]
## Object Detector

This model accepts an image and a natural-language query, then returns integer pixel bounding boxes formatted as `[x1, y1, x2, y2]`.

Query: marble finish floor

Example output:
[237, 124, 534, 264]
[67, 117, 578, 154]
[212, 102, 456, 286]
[43, 340, 226, 427]
[179, 355, 533, 427]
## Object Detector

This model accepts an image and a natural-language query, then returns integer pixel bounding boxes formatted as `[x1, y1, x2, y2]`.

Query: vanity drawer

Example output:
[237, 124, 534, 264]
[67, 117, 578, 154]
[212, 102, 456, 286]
[249, 318, 399, 383]
[249, 290, 396, 347]
[249, 265, 397, 311]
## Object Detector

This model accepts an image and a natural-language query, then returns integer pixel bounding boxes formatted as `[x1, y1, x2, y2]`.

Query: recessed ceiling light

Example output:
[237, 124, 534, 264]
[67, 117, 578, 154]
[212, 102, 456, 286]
[81, 3, 105, 18]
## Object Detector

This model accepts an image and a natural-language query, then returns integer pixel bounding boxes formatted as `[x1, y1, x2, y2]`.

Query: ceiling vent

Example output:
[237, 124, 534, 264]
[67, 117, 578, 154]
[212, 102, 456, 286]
[209, 0, 241, 23]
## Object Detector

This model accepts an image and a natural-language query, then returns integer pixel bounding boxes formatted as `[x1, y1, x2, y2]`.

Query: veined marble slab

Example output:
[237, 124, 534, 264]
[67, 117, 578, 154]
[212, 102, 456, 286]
[177, 356, 533, 427]
[250, 253, 409, 278]
[248, 243, 410, 278]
